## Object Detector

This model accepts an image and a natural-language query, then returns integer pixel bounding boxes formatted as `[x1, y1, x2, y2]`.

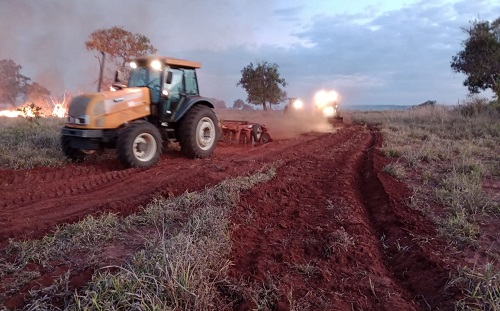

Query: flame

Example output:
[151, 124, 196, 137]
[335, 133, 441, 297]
[52, 104, 66, 118]
[0, 92, 71, 119]
[0, 109, 37, 118]
[0, 110, 22, 117]
[0, 107, 40, 118]
[0, 96, 68, 118]
[25, 106, 37, 118]
[50, 94, 68, 118]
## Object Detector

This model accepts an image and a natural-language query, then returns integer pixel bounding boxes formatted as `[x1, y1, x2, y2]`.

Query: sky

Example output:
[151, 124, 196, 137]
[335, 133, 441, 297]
[1, 0, 499, 108]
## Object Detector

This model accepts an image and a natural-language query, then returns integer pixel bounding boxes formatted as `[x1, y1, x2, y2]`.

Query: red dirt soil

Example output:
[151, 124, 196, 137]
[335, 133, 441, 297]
[227, 125, 459, 310]
[0, 123, 459, 310]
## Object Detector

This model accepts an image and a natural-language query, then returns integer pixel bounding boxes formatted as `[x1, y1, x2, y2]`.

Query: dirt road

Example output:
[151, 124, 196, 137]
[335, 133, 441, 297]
[0, 123, 457, 309]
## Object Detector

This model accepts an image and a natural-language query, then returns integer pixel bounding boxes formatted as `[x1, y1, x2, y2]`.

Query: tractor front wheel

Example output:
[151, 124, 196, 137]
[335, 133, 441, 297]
[117, 122, 162, 168]
[61, 136, 85, 162]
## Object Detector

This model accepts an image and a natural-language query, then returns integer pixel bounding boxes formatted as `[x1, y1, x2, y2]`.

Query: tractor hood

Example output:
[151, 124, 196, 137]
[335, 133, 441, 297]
[66, 87, 151, 129]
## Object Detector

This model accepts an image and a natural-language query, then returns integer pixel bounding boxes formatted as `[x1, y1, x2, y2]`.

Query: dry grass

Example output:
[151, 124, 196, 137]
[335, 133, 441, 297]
[350, 98, 500, 309]
[0, 163, 281, 310]
[0, 117, 67, 169]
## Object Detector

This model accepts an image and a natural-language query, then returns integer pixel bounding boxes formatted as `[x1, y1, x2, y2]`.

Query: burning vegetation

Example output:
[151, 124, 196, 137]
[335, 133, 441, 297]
[0, 93, 69, 119]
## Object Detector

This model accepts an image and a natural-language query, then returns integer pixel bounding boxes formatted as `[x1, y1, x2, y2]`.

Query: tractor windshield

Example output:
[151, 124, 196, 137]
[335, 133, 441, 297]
[128, 67, 162, 102]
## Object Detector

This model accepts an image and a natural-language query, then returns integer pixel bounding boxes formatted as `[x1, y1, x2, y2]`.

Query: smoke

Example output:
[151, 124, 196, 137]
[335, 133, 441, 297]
[0, 0, 278, 97]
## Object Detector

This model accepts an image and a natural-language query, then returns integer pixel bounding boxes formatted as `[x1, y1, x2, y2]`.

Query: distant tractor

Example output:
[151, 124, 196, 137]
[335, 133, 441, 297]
[284, 97, 305, 114]
[313, 90, 343, 123]
[61, 56, 218, 168]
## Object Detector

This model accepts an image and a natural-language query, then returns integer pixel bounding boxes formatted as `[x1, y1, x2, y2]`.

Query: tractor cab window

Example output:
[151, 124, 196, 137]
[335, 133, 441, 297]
[128, 67, 162, 102]
[164, 69, 184, 99]
[184, 69, 199, 95]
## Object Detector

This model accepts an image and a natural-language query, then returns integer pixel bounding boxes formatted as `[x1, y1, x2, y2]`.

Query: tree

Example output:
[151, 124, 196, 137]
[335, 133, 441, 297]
[0, 59, 31, 107]
[233, 98, 254, 110]
[451, 17, 500, 99]
[237, 61, 287, 110]
[233, 99, 244, 109]
[85, 26, 157, 91]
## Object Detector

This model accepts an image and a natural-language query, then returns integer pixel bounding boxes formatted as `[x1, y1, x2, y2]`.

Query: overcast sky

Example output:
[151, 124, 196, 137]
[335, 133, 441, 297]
[1, 0, 499, 107]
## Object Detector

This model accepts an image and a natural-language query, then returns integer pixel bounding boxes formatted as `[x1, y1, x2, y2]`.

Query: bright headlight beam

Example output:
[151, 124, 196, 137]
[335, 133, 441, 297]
[151, 60, 162, 71]
[293, 99, 304, 109]
[130, 62, 137, 69]
[314, 90, 339, 107]
[314, 90, 327, 107]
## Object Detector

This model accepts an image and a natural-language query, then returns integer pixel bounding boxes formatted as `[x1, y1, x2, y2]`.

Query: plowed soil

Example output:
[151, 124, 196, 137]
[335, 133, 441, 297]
[0, 121, 458, 310]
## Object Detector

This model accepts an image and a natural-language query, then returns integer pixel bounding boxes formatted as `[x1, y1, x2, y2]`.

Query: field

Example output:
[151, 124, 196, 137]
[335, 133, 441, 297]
[0, 104, 499, 310]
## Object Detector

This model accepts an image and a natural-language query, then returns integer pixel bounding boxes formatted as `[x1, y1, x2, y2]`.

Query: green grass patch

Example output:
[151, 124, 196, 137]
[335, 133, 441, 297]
[451, 263, 500, 310]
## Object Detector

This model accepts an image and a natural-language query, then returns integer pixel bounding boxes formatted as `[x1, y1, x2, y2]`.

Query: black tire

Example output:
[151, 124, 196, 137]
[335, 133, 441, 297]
[178, 105, 218, 158]
[260, 132, 271, 144]
[61, 136, 85, 162]
[116, 122, 162, 168]
[251, 123, 262, 143]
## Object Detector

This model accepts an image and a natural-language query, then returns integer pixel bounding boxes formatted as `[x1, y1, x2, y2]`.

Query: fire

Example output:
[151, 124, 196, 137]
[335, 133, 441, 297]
[52, 104, 66, 118]
[0, 93, 69, 119]
[22, 105, 37, 118]
[50, 94, 68, 118]
[0, 110, 22, 117]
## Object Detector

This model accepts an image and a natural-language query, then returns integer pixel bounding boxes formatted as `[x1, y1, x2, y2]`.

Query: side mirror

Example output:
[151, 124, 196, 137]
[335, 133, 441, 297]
[114, 70, 124, 83]
[166, 71, 173, 84]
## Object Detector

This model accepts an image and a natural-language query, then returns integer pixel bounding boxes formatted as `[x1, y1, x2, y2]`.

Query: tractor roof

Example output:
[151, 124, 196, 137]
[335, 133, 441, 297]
[131, 56, 201, 69]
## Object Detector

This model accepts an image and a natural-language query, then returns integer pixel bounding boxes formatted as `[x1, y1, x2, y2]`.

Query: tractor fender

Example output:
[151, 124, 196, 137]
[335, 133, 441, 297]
[172, 96, 215, 123]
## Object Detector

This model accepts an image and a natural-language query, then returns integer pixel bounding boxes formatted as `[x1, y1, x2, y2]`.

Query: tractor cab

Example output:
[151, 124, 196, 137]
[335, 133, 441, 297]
[115, 56, 202, 123]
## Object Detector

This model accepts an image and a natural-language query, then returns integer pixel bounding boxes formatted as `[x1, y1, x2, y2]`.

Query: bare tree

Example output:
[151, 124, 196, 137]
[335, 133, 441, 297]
[85, 26, 157, 91]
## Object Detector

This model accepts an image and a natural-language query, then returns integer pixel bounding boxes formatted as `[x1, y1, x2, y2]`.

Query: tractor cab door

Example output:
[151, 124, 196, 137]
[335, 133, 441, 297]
[161, 68, 184, 121]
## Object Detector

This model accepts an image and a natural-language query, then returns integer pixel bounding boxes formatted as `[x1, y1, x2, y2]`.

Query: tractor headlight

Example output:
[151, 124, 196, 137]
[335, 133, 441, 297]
[151, 60, 162, 71]
[293, 99, 304, 109]
[67, 115, 90, 125]
[130, 61, 137, 69]
[314, 90, 339, 108]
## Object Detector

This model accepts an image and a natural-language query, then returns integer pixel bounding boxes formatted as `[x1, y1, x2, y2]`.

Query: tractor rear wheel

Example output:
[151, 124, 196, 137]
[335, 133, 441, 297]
[117, 122, 162, 168]
[178, 105, 218, 158]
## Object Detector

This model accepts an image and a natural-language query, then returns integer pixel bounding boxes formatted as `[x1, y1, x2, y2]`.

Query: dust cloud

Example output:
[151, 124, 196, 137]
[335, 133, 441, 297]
[216, 110, 336, 140]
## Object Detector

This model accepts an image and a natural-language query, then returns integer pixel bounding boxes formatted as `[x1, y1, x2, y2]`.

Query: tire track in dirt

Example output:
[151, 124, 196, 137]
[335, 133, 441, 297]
[359, 128, 459, 310]
[0, 132, 327, 244]
[226, 125, 456, 310]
